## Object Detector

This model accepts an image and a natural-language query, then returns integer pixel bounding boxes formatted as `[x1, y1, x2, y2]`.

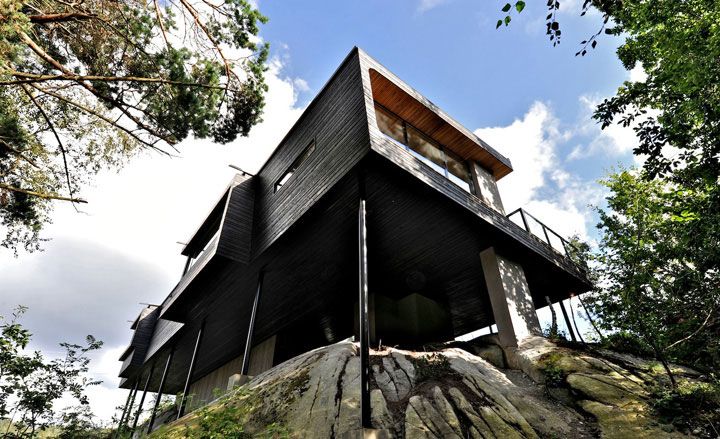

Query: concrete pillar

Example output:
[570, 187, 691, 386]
[480, 247, 541, 347]
[470, 162, 505, 214]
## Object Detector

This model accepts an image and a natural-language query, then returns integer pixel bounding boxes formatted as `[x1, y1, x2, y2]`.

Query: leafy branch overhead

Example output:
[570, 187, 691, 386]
[0, 0, 269, 254]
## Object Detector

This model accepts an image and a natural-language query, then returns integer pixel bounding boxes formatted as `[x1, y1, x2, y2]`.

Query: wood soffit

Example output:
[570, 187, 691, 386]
[361, 51, 513, 180]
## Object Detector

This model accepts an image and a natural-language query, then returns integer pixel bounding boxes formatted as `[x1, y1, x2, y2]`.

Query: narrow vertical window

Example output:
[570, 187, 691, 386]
[274, 140, 316, 193]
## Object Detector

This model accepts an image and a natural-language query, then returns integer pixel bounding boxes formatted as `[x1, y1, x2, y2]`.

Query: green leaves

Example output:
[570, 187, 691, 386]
[0, 0, 270, 254]
[496, 1, 526, 29]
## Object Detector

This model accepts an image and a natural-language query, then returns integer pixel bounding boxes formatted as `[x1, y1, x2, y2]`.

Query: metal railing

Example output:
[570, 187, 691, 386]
[506, 208, 574, 258]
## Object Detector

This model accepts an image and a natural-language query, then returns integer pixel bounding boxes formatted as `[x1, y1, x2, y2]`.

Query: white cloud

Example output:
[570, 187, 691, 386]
[474, 101, 600, 240]
[568, 94, 638, 160]
[474, 102, 567, 209]
[417, 0, 452, 13]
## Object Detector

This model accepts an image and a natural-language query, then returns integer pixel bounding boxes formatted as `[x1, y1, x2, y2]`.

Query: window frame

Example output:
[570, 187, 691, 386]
[273, 139, 316, 194]
[374, 103, 473, 193]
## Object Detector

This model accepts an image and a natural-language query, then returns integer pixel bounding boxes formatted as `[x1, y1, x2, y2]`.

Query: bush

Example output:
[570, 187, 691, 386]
[540, 353, 566, 388]
[651, 377, 720, 436]
[600, 331, 654, 358]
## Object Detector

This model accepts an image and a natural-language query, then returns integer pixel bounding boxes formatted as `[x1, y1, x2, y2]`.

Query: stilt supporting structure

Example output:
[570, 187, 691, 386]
[241, 271, 264, 377]
[131, 362, 155, 432]
[559, 300, 577, 342]
[148, 349, 174, 434]
[114, 378, 139, 439]
[358, 197, 371, 429]
[177, 322, 204, 419]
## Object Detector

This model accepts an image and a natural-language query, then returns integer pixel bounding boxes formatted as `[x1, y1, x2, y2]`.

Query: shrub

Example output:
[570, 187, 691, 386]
[651, 377, 720, 436]
[600, 331, 654, 358]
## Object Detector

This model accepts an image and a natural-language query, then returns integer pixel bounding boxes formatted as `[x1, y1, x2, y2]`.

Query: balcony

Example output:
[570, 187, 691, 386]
[506, 208, 587, 271]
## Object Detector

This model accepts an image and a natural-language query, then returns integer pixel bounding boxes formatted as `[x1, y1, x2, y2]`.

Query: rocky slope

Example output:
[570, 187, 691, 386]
[149, 336, 700, 438]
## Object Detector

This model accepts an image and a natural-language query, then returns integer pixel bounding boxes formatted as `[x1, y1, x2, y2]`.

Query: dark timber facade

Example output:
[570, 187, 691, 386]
[116, 48, 591, 432]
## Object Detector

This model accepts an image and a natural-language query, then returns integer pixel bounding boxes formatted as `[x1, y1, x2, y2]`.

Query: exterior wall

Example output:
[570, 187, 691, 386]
[470, 162, 504, 214]
[216, 176, 255, 264]
[252, 50, 370, 257]
[187, 336, 276, 411]
[144, 319, 184, 361]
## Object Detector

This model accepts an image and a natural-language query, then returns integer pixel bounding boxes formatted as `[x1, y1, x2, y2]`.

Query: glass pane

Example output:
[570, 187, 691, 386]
[445, 153, 472, 193]
[375, 106, 405, 145]
[406, 126, 446, 175]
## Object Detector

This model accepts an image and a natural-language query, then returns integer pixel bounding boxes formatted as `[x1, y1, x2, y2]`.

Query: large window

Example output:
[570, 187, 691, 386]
[274, 140, 316, 193]
[375, 104, 473, 193]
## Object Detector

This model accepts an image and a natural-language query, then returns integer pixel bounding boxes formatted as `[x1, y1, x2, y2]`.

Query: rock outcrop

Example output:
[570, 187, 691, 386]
[149, 336, 698, 438]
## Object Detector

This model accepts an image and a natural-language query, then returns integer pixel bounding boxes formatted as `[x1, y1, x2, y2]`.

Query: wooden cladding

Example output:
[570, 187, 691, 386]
[367, 67, 512, 179]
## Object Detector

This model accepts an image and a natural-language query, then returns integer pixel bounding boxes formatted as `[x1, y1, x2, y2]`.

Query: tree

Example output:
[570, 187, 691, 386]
[589, 170, 719, 386]
[0, 305, 103, 438]
[0, 0, 269, 254]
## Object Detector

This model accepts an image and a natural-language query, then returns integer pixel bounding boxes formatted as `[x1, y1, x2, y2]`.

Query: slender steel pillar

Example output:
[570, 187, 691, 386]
[358, 197, 371, 429]
[131, 362, 155, 432]
[559, 300, 577, 342]
[182, 256, 192, 276]
[177, 323, 205, 419]
[241, 271, 264, 377]
[148, 349, 174, 434]
[114, 379, 138, 439]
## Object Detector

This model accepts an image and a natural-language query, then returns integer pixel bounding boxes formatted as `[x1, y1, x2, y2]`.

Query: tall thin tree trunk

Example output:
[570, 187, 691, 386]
[653, 344, 677, 388]
[545, 296, 558, 338]
[568, 296, 586, 344]
[578, 294, 605, 342]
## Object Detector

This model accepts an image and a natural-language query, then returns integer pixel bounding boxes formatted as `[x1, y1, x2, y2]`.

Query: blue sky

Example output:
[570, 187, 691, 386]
[0, 0, 641, 421]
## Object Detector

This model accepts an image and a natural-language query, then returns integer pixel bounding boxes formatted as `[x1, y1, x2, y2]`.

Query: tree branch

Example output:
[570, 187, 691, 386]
[4, 72, 232, 91]
[665, 306, 715, 351]
[19, 84, 79, 210]
[16, 28, 177, 145]
[0, 183, 87, 204]
[28, 83, 174, 157]
[28, 12, 95, 23]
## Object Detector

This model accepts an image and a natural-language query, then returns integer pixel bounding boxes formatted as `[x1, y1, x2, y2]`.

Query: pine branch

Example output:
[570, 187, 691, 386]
[0, 183, 87, 204]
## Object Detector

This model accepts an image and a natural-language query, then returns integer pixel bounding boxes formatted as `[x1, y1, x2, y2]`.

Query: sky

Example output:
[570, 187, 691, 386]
[0, 0, 641, 423]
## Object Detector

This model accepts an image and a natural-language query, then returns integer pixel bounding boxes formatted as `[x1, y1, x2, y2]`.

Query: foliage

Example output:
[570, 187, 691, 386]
[164, 388, 290, 439]
[0, 0, 269, 254]
[0, 305, 103, 438]
[588, 170, 719, 384]
[540, 353, 566, 388]
[650, 377, 720, 436]
[599, 331, 654, 359]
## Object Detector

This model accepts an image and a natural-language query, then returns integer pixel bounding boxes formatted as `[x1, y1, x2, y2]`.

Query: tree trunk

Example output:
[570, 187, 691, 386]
[545, 296, 558, 338]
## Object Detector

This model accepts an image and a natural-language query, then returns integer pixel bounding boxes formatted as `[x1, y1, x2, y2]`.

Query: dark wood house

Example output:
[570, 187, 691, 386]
[115, 47, 591, 433]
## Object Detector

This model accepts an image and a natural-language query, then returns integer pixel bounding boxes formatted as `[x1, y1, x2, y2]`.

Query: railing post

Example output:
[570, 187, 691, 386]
[519, 209, 530, 233]
[131, 362, 155, 432]
[541, 224, 552, 247]
[358, 197, 371, 429]
[148, 349, 174, 434]
[177, 322, 204, 419]
[241, 271, 264, 377]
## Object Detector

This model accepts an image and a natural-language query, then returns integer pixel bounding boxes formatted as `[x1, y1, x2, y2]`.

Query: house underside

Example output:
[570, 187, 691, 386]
[120, 152, 588, 402]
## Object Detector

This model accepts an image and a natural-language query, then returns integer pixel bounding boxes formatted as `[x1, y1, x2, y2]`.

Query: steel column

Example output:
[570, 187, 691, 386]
[358, 197, 371, 429]
[147, 349, 174, 434]
[241, 271, 264, 377]
[559, 300, 577, 342]
[131, 362, 155, 432]
[114, 379, 138, 439]
[177, 322, 204, 419]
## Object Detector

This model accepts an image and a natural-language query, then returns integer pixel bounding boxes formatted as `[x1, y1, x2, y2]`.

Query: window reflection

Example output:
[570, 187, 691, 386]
[374, 103, 473, 193]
